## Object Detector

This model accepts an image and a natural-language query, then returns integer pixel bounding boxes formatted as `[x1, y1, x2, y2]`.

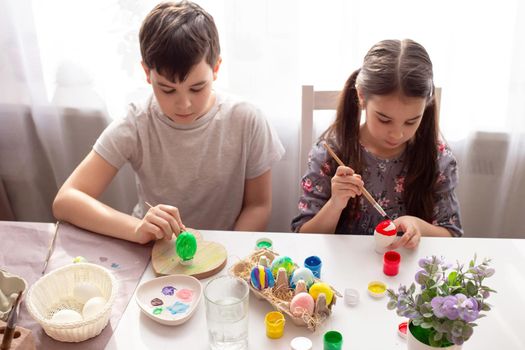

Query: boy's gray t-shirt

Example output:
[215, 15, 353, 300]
[93, 92, 285, 230]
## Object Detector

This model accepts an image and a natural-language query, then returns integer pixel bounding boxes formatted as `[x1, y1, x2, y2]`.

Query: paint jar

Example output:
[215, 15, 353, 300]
[265, 311, 285, 339]
[383, 250, 401, 276]
[367, 281, 387, 298]
[204, 275, 249, 350]
[344, 288, 359, 306]
[290, 336, 313, 350]
[398, 321, 408, 339]
[323, 330, 343, 350]
[255, 238, 273, 250]
[304, 256, 322, 279]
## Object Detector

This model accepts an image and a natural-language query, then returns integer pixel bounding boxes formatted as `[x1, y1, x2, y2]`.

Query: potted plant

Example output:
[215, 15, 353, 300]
[387, 255, 495, 349]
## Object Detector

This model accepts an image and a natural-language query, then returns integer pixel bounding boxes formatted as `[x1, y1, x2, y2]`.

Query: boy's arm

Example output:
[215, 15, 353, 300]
[233, 170, 272, 232]
[52, 151, 147, 243]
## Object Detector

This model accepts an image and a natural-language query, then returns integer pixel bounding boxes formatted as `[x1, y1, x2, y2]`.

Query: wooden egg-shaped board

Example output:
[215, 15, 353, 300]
[151, 228, 227, 279]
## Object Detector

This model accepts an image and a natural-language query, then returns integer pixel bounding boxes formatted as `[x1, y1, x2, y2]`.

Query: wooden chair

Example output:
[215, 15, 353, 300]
[299, 85, 441, 176]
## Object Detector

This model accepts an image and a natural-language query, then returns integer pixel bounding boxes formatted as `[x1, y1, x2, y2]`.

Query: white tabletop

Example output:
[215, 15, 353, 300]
[107, 231, 525, 349]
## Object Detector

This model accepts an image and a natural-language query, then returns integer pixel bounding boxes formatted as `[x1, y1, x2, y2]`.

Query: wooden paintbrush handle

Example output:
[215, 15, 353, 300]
[0, 325, 15, 350]
[322, 142, 389, 219]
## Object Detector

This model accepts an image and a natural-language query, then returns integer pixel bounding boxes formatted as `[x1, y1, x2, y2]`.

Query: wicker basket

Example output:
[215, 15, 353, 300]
[230, 248, 341, 331]
[26, 263, 118, 342]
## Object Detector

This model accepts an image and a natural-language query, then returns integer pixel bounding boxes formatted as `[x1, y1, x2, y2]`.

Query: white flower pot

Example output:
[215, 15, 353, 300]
[407, 324, 462, 350]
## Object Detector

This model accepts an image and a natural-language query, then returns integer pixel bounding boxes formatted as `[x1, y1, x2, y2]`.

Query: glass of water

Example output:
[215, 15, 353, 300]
[204, 275, 249, 350]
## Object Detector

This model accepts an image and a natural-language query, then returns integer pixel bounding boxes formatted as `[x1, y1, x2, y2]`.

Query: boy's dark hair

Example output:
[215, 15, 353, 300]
[139, 1, 220, 82]
[323, 39, 438, 227]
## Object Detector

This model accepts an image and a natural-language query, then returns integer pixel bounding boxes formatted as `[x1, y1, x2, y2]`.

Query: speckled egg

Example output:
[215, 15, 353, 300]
[290, 292, 315, 317]
[250, 265, 275, 290]
[290, 267, 315, 289]
[308, 282, 334, 305]
[270, 256, 295, 277]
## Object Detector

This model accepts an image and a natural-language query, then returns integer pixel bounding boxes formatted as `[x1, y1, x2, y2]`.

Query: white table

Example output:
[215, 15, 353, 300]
[107, 231, 525, 349]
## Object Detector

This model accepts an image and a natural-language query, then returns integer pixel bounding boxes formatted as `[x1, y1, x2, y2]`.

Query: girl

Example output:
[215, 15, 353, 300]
[291, 39, 462, 249]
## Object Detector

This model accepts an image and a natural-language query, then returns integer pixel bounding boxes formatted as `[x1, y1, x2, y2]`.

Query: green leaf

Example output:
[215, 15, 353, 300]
[428, 336, 441, 347]
[463, 324, 474, 339]
[467, 281, 477, 295]
[420, 322, 433, 329]
[433, 331, 443, 341]
[387, 300, 397, 310]
[448, 271, 458, 285]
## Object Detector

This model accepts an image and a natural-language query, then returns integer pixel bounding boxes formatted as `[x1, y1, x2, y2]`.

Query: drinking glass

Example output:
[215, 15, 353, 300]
[204, 275, 249, 350]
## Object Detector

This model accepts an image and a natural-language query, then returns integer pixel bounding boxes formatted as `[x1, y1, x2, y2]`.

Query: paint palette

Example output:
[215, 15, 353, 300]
[135, 274, 202, 326]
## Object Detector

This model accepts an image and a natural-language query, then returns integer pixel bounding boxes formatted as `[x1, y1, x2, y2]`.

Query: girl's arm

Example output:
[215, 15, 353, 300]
[297, 198, 344, 234]
[299, 166, 364, 234]
[53, 151, 182, 244]
[233, 170, 272, 231]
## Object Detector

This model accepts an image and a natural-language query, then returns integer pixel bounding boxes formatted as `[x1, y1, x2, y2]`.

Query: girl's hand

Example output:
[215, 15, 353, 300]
[388, 215, 423, 249]
[330, 165, 364, 210]
[135, 204, 186, 242]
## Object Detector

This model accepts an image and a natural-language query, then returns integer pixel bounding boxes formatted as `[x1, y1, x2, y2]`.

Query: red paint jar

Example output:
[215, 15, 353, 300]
[383, 250, 401, 276]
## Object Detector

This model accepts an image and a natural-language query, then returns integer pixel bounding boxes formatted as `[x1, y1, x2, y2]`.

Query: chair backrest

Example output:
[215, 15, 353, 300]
[299, 85, 441, 176]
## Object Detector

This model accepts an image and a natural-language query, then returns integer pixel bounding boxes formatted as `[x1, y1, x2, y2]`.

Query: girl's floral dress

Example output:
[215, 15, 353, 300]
[291, 140, 463, 236]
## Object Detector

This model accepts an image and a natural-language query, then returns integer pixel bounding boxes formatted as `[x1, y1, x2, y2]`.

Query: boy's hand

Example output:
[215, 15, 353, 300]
[136, 204, 186, 242]
[330, 165, 364, 210]
[388, 215, 423, 249]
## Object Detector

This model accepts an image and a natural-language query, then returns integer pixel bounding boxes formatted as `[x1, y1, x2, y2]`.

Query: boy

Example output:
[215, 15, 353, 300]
[53, 1, 285, 244]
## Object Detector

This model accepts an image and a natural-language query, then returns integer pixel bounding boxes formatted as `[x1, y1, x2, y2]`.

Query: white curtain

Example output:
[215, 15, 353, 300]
[1, 0, 524, 237]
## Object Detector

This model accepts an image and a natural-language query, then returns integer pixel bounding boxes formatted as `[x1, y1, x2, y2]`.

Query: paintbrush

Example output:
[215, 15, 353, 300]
[41, 221, 60, 275]
[322, 142, 392, 221]
[144, 202, 185, 235]
[0, 291, 23, 350]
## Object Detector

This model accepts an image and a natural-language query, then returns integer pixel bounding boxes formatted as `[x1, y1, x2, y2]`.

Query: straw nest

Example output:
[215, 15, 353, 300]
[229, 248, 341, 331]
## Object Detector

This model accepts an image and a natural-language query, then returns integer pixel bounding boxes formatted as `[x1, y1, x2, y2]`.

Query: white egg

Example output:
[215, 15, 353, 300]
[82, 296, 107, 319]
[73, 283, 102, 304]
[51, 309, 83, 323]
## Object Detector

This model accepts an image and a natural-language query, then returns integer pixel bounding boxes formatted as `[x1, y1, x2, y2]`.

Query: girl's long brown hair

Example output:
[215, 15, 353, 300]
[322, 39, 438, 223]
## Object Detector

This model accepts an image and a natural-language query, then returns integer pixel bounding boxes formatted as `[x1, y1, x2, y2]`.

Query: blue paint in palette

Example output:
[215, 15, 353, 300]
[167, 301, 190, 315]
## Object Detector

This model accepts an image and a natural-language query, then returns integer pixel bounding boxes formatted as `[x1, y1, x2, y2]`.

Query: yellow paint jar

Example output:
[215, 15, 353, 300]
[367, 281, 387, 298]
[265, 311, 285, 339]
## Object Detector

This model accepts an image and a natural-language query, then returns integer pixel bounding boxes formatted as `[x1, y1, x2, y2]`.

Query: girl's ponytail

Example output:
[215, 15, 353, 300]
[323, 68, 362, 171]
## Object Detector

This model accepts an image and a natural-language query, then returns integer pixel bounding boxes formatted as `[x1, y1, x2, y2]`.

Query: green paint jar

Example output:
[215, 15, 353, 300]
[255, 238, 273, 250]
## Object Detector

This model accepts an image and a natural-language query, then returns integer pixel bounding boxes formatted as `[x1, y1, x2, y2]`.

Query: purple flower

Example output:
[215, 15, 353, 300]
[481, 268, 495, 277]
[431, 295, 460, 320]
[418, 258, 432, 268]
[458, 295, 480, 322]
[431, 294, 480, 322]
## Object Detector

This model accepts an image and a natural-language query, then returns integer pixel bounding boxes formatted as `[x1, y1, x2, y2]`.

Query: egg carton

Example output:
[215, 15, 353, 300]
[229, 248, 341, 331]
[0, 269, 27, 321]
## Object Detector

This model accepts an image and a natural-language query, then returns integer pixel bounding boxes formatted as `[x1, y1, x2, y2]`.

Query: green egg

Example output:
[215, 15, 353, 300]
[175, 231, 197, 261]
